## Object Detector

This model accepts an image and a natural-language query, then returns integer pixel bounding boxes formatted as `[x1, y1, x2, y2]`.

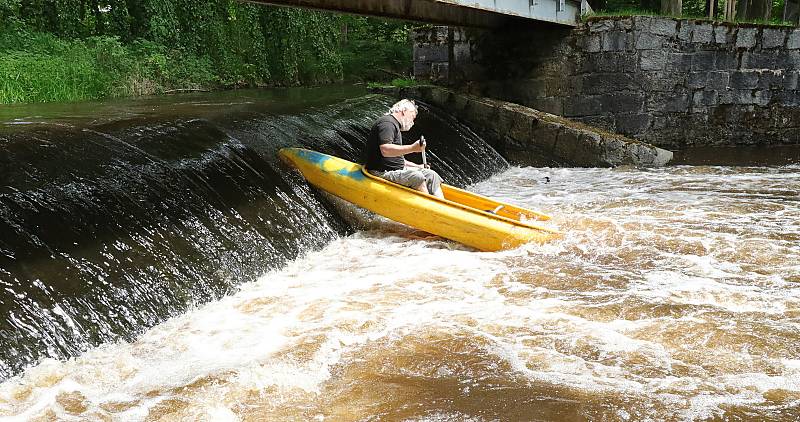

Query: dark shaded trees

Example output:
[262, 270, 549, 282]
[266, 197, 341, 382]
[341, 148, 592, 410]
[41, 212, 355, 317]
[738, 0, 773, 20]
[661, 0, 682, 15]
[785, 0, 800, 23]
[0, 0, 414, 87]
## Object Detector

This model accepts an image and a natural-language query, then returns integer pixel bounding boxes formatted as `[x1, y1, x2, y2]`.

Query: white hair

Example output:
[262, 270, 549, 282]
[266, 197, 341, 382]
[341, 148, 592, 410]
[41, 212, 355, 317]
[389, 99, 417, 114]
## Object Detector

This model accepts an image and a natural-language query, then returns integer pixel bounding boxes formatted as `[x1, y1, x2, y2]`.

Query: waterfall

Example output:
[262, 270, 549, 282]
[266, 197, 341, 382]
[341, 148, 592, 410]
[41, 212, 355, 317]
[0, 93, 508, 380]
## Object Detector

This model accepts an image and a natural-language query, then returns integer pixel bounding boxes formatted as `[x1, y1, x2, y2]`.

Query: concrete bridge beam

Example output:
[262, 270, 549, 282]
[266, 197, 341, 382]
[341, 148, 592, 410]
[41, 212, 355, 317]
[245, 0, 584, 27]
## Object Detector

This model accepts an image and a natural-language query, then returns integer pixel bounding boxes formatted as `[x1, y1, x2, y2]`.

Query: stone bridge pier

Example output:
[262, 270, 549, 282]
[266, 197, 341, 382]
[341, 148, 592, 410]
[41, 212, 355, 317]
[414, 16, 800, 150]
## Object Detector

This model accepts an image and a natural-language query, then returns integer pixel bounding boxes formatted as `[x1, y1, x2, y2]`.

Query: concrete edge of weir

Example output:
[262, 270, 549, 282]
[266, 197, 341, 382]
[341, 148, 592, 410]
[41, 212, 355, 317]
[372, 84, 674, 168]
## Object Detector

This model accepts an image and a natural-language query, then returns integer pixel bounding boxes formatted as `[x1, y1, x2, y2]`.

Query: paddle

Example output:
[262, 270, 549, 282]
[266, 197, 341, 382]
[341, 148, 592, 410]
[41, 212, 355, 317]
[420, 135, 428, 169]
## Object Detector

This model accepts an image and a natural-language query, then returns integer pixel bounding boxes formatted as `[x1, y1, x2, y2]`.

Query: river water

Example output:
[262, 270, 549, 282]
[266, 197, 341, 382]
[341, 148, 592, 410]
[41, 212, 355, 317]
[1, 87, 799, 421]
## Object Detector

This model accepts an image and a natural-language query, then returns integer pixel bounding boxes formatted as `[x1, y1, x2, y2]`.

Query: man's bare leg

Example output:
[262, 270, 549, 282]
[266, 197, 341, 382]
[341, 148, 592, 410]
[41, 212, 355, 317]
[417, 182, 430, 194]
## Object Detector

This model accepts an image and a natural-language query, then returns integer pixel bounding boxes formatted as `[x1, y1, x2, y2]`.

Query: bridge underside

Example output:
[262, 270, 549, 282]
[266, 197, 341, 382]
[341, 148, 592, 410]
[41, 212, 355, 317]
[246, 0, 581, 28]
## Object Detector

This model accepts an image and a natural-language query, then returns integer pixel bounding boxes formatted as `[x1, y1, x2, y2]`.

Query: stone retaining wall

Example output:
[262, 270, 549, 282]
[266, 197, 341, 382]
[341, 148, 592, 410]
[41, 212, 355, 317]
[375, 85, 673, 167]
[415, 17, 800, 149]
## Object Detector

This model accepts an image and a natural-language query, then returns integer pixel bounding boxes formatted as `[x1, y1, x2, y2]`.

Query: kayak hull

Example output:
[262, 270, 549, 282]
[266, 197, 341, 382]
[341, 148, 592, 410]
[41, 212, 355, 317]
[278, 148, 560, 251]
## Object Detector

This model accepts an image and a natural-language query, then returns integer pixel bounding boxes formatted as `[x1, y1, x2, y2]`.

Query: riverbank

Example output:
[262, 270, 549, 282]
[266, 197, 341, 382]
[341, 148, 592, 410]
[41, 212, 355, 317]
[0, 5, 411, 104]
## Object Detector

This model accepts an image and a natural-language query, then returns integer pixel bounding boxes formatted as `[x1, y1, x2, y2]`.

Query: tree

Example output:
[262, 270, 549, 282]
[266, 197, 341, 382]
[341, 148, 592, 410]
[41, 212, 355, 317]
[746, 0, 772, 19]
[724, 0, 737, 20]
[783, 0, 800, 24]
[737, 0, 772, 20]
[640, 0, 660, 12]
[705, 0, 719, 18]
[587, 0, 607, 11]
[661, 0, 682, 15]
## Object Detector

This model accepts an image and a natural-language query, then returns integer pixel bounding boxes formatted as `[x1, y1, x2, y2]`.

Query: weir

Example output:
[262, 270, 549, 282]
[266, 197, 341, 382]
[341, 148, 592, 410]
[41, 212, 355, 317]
[0, 91, 506, 380]
[1, 91, 799, 421]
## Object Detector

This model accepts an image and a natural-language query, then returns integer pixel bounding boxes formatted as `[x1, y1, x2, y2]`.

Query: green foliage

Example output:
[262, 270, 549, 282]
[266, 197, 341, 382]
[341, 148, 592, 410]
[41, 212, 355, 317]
[366, 78, 419, 89]
[587, 8, 662, 17]
[0, 1, 413, 104]
[259, 7, 343, 85]
[682, 0, 707, 18]
[0, 0, 21, 25]
[339, 16, 414, 82]
[594, 0, 795, 23]
[125, 39, 217, 94]
[389, 78, 419, 88]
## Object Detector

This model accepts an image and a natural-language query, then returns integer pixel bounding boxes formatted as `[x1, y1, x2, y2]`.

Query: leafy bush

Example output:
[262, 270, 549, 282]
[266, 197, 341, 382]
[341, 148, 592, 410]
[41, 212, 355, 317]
[339, 16, 414, 82]
[0, 2, 413, 103]
[596, 0, 794, 24]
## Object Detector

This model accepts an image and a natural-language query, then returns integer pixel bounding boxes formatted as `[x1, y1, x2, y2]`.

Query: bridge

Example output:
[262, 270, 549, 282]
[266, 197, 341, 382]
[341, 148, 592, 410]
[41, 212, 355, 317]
[245, 0, 588, 27]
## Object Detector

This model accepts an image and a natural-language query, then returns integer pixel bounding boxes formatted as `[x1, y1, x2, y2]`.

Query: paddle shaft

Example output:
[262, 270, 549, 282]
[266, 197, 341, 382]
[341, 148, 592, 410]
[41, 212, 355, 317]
[420, 136, 427, 168]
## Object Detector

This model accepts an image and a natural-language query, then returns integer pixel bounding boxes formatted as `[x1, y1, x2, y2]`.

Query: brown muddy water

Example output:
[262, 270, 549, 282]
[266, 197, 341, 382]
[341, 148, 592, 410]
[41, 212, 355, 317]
[1, 89, 799, 421]
[2, 164, 798, 421]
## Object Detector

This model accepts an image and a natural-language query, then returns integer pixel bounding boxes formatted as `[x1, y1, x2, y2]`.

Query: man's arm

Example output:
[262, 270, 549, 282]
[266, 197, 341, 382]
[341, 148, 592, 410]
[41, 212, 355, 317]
[379, 141, 423, 157]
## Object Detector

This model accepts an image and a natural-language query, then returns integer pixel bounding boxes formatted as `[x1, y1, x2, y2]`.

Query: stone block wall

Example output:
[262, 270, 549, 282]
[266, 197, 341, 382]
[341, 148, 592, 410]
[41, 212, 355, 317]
[373, 85, 673, 167]
[413, 26, 482, 83]
[415, 17, 800, 149]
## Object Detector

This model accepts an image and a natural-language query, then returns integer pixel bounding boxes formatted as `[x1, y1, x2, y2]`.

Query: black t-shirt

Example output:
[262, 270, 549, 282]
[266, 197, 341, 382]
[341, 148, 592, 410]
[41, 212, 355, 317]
[364, 114, 405, 171]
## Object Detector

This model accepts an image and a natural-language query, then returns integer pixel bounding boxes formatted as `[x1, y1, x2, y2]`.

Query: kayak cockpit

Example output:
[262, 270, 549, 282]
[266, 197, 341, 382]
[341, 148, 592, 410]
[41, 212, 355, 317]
[360, 167, 553, 230]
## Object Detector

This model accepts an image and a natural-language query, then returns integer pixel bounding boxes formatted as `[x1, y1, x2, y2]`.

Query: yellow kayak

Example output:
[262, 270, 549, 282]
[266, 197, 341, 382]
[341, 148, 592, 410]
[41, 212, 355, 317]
[278, 148, 561, 251]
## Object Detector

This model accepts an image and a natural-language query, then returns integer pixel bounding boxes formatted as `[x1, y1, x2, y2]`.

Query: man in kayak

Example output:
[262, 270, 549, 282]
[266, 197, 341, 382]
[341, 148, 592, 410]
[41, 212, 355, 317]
[364, 99, 444, 199]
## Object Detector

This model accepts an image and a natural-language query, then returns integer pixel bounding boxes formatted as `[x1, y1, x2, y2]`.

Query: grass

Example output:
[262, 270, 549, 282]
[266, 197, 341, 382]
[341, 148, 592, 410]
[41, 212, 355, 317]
[586, 8, 666, 18]
[733, 17, 796, 26]
[0, 52, 101, 103]
[0, 29, 224, 104]
[366, 78, 420, 90]
[0, 34, 108, 103]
